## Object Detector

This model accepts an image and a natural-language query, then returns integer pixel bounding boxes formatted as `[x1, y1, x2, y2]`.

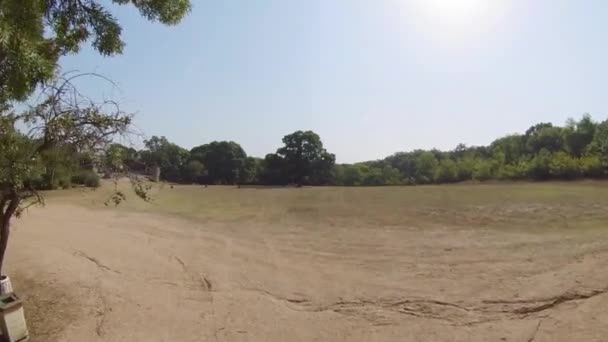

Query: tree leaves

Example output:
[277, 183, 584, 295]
[0, 0, 191, 103]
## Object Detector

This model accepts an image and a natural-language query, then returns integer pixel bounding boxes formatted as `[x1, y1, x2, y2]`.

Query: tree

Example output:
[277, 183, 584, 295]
[239, 157, 259, 184]
[472, 159, 494, 181]
[525, 124, 564, 154]
[434, 159, 458, 183]
[490, 135, 525, 165]
[105, 143, 139, 175]
[414, 151, 438, 184]
[588, 119, 608, 167]
[190, 141, 247, 184]
[580, 155, 603, 178]
[526, 149, 552, 180]
[385, 152, 417, 182]
[381, 165, 402, 185]
[333, 164, 364, 186]
[259, 153, 287, 185]
[0, 0, 191, 103]
[141, 136, 189, 182]
[182, 160, 205, 183]
[275, 131, 336, 185]
[0, 74, 142, 276]
[549, 152, 580, 179]
[38, 145, 79, 189]
[563, 115, 596, 157]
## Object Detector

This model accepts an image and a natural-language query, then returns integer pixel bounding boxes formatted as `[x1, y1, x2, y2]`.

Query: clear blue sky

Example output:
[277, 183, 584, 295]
[61, 0, 608, 163]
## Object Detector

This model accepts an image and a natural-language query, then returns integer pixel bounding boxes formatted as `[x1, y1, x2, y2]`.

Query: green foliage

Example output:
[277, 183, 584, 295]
[182, 160, 205, 183]
[0, 117, 44, 191]
[105, 143, 138, 173]
[580, 155, 603, 178]
[549, 152, 580, 179]
[69, 114, 608, 188]
[0, 0, 191, 103]
[525, 124, 564, 154]
[526, 149, 552, 180]
[434, 159, 458, 183]
[190, 141, 247, 184]
[414, 152, 438, 184]
[276, 131, 336, 185]
[141, 136, 189, 182]
[455, 158, 475, 181]
[472, 159, 494, 181]
[71, 170, 101, 188]
[381, 165, 402, 185]
[239, 157, 260, 184]
[563, 115, 595, 157]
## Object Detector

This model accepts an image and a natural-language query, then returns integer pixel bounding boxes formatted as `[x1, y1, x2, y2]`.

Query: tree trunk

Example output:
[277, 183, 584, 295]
[0, 196, 19, 277]
[152, 165, 161, 182]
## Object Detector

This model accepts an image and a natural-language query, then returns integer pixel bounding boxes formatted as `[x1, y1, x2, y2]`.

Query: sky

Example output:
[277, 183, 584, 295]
[60, 0, 608, 163]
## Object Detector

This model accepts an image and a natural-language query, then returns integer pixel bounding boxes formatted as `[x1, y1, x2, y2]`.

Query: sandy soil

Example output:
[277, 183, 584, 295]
[7, 202, 608, 341]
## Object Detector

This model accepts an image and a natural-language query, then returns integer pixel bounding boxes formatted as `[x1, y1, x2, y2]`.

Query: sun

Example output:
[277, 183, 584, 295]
[424, 0, 488, 17]
[418, 0, 493, 25]
[398, 0, 505, 43]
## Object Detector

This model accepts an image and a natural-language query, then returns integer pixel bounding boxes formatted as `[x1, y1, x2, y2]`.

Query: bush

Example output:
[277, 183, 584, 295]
[71, 170, 101, 188]
[496, 163, 527, 180]
[549, 152, 581, 179]
[434, 159, 458, 183]
[472, 160, 494, 181]
[38, 171, 72, 190]
[580, 155, 604, 178]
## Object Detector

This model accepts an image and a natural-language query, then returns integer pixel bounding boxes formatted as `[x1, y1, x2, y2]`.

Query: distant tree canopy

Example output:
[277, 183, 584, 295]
[110, 114, 608, 186]
[261, 131, 336, 185]
[190, 141, 247, 184]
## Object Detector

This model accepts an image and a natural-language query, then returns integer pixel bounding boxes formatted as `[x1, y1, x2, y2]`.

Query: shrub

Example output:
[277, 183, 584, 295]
[549, 152, 581, 179]
[580, 155, 603, 178]
[72, 170, 101, 188]
[472, 160, 494, 181]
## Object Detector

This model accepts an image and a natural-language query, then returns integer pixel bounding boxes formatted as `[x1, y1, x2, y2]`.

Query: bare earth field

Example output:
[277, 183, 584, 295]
[7, 182, 608, 341]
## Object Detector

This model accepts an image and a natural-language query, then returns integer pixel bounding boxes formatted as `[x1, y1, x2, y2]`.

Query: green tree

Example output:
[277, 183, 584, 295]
[526, 149, 552, 180]
[239, 157, 259, 184]
[339, 164, 364, 186]
[0, 74, 140, 276]
[490, 135, 525, 164]
[182, 160, 205, 183]
[359, 165, 383, 186]
[455, 157, 475, 181]
[434, 159, 458, 183]
[381, 165, 402, 185]
[589, 119, 608, 167]
[580, 155, 603, 178]
[549, 152, 580, 179]
[141, 136, 189, 182]
[525, 124, 564, 154]
[190, 141, 247, 184]
[105, 143, 138, 175]
[259, 153, 287, 185]
[563, 115, 596, 157]
[472, 159, 494, 181]
[276, 131, 336, 185]
[0, 0, 191, 103]
[414, 151, 438, 184]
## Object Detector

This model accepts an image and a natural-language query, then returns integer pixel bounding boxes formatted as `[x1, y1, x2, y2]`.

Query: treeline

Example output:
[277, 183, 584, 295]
[105, 114, 608, 186]
[114, 131, 335, 185]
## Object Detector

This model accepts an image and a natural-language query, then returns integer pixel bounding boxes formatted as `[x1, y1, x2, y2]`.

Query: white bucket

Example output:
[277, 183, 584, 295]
[0, 276, 13, 295]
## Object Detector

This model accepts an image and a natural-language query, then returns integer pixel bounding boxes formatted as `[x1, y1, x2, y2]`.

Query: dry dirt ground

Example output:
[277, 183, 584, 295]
[6, 183, 608, 341]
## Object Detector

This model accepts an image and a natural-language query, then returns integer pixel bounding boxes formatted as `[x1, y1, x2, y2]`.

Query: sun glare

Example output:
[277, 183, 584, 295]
[399, 0, 506, 44]
[424, 0, 488, 17]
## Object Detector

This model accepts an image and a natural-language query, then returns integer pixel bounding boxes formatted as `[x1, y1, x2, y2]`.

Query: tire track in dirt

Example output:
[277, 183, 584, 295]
[245, 285, 608, 327]
[73, 250, 121, 274]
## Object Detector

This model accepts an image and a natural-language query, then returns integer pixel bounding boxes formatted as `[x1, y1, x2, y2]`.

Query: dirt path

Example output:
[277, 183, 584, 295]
[7, 204, 608, 341]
